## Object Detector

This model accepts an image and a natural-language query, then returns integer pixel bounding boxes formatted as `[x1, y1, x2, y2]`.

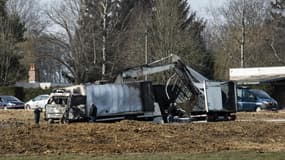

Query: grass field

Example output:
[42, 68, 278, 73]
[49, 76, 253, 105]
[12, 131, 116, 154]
[1, 151, 285, 160]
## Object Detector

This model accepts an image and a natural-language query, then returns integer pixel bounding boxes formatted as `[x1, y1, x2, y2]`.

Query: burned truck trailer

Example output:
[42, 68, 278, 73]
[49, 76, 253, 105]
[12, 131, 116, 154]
[44, 81, 162, 123]
[115, 54, 237, 122]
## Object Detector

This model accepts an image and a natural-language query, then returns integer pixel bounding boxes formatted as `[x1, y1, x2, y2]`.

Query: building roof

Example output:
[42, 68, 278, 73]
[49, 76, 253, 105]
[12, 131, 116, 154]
[229, 66, 285, 84]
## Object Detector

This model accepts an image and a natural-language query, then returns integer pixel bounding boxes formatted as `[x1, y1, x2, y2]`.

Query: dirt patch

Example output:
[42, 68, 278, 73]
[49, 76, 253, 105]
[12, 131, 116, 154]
[236, 111, 285, 121]
[1, 110, 285, 155]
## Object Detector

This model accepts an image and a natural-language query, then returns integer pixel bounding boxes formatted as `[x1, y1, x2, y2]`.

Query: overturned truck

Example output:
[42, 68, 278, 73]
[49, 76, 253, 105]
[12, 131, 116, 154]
[44, 54, 237, 123]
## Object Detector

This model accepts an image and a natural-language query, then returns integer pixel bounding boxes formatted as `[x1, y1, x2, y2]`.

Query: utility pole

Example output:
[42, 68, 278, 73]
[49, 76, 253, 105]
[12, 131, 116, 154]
[101, 0, 107, 80]
[145, 29, 148, 80]
[240, 0, 245, 68]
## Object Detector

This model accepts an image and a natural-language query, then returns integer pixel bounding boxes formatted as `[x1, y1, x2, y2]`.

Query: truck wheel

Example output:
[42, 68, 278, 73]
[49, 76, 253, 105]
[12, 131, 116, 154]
[230, 115, 237, 121]
[206, 114, 214, 122]
[256, 106, 262, 112]
[61, 116, 70, 124]
[48, 119, 54, 124]
[62, 119, 70, 124]
[60, 109, 70, 124]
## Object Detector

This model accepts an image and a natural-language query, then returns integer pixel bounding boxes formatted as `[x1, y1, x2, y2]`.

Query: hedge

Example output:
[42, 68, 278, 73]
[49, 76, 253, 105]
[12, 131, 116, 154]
[0, 87, 53, 102]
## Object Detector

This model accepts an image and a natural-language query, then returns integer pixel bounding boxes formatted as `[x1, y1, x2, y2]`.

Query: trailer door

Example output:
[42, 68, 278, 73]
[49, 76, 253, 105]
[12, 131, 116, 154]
[204, 81, 223, 111]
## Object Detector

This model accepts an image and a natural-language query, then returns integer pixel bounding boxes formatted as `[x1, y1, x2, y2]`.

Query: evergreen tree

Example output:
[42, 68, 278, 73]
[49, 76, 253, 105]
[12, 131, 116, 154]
[179, 0, 213, 78]
[0, 0, 26, 85]
[151, 0, 212, 79]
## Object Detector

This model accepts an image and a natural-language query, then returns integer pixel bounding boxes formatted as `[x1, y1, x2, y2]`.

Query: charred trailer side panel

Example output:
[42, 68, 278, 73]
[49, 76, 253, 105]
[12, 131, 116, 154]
[140, 81, 155, 113]
[86, 81, 160, 121]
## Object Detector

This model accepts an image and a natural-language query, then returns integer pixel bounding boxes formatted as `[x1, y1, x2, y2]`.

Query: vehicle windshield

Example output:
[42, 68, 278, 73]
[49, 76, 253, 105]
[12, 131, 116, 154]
[250, 89, 271, 99]
[3, 96, 21, 102]
[34, 95, 49, 101]
[48, 96, 68, 105]
[42, 95, 49, 99]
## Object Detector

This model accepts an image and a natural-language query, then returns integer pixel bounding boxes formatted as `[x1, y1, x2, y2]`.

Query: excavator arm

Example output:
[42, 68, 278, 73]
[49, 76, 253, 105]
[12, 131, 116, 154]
[115, 63, 176, 83]
[114, 54, 205, 106]
[115, 54, 179, 83]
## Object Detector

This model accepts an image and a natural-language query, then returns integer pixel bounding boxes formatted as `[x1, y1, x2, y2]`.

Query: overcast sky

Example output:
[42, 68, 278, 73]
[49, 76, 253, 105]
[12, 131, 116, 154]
[42, 0, 228, 32]
[188, 0, 227, 19]
[41, 0, 227, 17]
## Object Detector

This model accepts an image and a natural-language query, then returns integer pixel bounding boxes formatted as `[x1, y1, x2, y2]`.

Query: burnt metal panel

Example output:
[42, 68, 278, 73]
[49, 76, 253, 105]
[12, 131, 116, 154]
[221, 81, 237, 112]
[206, 84, 223, 111]
[139, 81, 155, 112]
[205, 81, 236, 113]
[86, 83, 144, 117]
[190, 94, 206, 113]
[70, 95, 86, 106]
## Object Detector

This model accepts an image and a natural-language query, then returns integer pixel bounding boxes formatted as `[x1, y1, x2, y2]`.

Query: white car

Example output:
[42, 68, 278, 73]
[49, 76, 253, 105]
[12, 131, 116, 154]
[25, 94, 49, 110]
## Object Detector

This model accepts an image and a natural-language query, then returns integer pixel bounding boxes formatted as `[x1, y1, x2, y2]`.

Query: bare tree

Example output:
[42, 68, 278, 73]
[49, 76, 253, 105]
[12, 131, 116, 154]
[267, 0, 285, 65]
[152, 0, 183, 59]
[44, 0, 92, 83]
[81, 0, 133, 80]
[44, 0, 131, 83]
[6, 0, 48, 36]
[5, 0, 63, 83]
[42, 0, 208, 84]
[206, 0, 272, 79]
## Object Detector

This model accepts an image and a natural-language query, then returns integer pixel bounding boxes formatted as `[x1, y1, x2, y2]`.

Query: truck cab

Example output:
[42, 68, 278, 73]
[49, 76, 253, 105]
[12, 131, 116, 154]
[44, 92, 87, 123]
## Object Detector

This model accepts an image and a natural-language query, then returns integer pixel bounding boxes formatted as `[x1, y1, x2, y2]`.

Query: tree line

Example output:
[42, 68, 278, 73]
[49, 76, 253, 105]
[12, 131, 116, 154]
[0, 0, 285, 85]
[208, 0, 285, 80]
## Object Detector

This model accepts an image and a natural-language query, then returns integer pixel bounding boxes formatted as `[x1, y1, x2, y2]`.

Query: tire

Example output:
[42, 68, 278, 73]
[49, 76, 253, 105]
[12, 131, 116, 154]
[255, 106, 262, 112]
[25, 104, 31, 110]
[61, 111, 70, 124]
[48, 119, 54, 124]
[61, 118, 70, 124]
[230, 115, 237, 121]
